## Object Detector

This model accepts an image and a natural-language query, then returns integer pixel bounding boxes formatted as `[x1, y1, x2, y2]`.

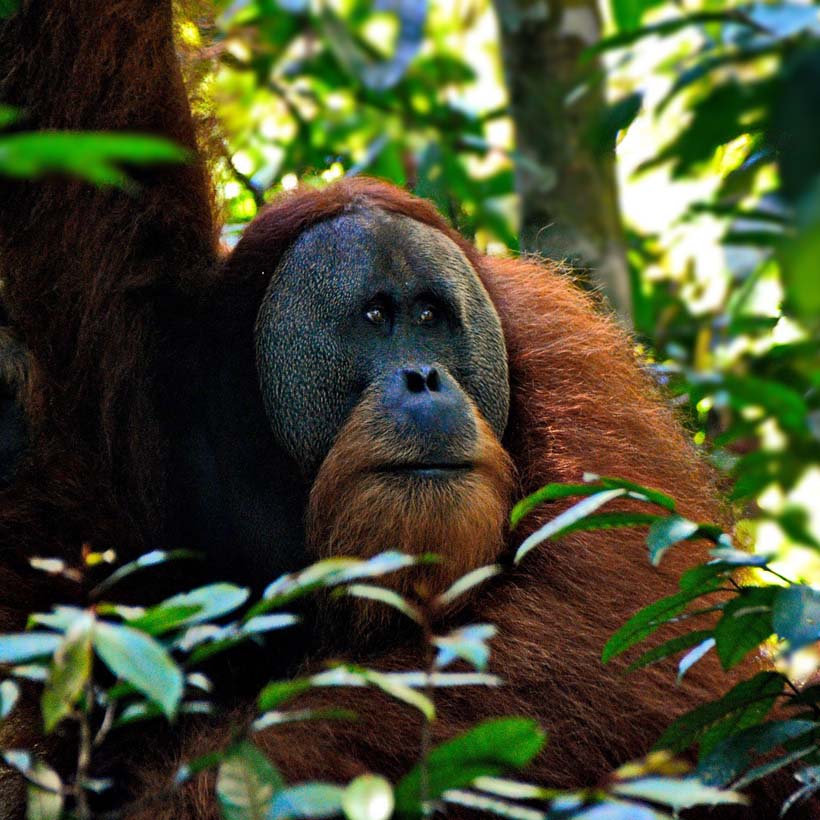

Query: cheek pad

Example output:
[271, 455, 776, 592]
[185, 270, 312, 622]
[255, 287, 355, 477]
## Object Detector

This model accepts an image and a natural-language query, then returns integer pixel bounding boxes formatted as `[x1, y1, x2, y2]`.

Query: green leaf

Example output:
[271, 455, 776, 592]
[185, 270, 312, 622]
[434, 624, 497, 671]
[713, 587, 775, 670]
[647, 516, 700, 566]
[317, 0, 425, 91]
[0, 1, 18, 20]
[186, 613, 300, 664]
[93, 621, 183, 718]
[434, 565, 501, 608]
[610, 0, 665, 32]
[250, 552, 424, 617]
[612, 777, 746, 809]
[514, 489, 627, 564]
[126, 605, 203, 635]
[441, 788, 554, 818]
[678, 563, 731, 594]
[0, 633, 62, 664]
[721, 375, 809, 433]
[550, 512, 661, 539]
[269, 782, 345, 820]
[510, 484, 601, 529]
[216, 741, 284, 820]
[510, 475, 675, 529]
[602, 583, 719, 664]
[342, 775, 394, 820]
[653, 672, 785, 755]
[42, 614, 94, 732]
[351, 667, 435, 721]
[29, 606, 87, 633]
[698, 719, 817, 786]
[394, 718, 545, 816]
[733, 745, 818, 789]
[773, 585, 820, 652]
[471, 777, 559, 801]
[26, 760, 63, 820]
[585, 10, 758, 57]
[257, 679, 313, 712]
[626, 630, 713, 673]
[586, 93, 643, 153]
[343, 585, 421, 623]
[589, 476, 676, 511]
[0, 679, 19, 718]
[150, 583, 250, 626]
[677, 638, 716, 683]
[4, 754, 64, 820]
[93, 549, 200, 595]
[253, 708, 357, 732]
[0, 132, 188, 187]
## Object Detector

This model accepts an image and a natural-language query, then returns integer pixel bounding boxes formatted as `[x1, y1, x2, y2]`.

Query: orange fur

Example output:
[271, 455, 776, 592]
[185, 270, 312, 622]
[308, 390, 514, 606]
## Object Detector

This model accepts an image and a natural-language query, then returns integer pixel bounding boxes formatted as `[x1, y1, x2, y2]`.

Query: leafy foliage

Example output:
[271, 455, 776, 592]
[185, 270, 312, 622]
[0, 508, 757, 819]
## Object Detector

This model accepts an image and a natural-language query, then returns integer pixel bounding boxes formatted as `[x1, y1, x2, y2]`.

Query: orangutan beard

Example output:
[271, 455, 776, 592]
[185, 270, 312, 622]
[306, 392, 515, 631]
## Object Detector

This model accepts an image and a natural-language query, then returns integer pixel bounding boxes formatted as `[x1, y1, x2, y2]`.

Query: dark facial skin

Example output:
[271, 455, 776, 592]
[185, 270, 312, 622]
[255, 208, 510, 479]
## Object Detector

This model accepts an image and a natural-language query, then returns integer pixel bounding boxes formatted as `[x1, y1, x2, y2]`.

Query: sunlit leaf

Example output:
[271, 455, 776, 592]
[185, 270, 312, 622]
[510, 484, 602, 529]
[0, 633, 62, 664]
[677, 638, 715, 683]
[0, 679, 19, 719]
[148, 583, 249, 627]
[269, 782, 345, 820]
[343, 585, 421, 623]
[342, 775, 394, 820]
[434, 624, 497, 671]
[92, 549, 200, 596]
[251, 552, 425, 616]
[434, 565, 501, 608]
[93, 621, 183, 717]
[515, 489, 627, 564]
[258, 678, 313, 712]
[626, 630, 713, 674]
[556, 803, 660, 820]
[471, 777, 560, 801]
[28, 606, 87, 634]
[612, 777, 746, 809]
[441, 788, 548, 820]
[42, 614, 94, 732]
[216, 741, 284, 820]
[26, 760, 63, 820]
[647, 517, 700, 566]
[126, 605, 203, 635]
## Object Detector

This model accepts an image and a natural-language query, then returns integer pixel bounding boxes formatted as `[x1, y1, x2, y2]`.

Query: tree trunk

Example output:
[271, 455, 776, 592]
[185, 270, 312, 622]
[493, 0, 632, 324]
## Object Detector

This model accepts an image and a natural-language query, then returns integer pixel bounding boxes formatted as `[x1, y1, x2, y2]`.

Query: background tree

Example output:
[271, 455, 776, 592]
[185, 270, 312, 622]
[492, 0, 633, 322]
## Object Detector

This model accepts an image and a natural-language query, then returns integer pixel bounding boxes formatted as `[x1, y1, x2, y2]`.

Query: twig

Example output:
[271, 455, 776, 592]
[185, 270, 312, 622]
[419, 608, 436, 819]
[75, 682, 93, 820]
[93, 699, 116, 749]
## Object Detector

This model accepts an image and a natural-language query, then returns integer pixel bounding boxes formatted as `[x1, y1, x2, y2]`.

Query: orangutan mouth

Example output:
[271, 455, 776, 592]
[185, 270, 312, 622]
[377, 462, 473, 477]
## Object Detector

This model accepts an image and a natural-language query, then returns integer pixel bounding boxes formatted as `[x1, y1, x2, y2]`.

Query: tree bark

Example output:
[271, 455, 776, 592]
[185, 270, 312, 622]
[493, 0, 632, 324]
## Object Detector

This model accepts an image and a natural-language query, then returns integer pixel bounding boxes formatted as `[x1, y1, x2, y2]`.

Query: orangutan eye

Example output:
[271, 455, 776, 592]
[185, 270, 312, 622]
[418, 305, 436, 324]
[365, 305, 387, 325]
